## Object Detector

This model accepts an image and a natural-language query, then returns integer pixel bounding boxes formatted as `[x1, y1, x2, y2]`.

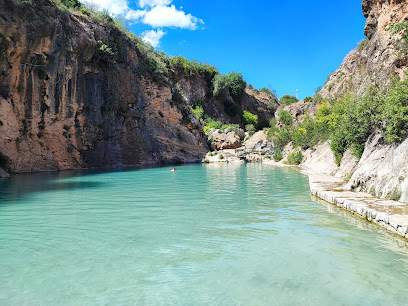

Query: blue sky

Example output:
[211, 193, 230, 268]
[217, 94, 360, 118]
[88, 0, 367, 99]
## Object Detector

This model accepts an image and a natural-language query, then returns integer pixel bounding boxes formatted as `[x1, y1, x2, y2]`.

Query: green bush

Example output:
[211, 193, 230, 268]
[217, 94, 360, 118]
[270, 127, 292, 149]
[243, 110, 258, 126]
[192, 99, 205, 108]
[385, 21, 408, 42]
[213, 74, 230, 97]
[213, 72, 246, 99]
[191, 106, 204, 119]
[292, 116, 327, 150]
[286, 150, 303, 165]
[168, 56, 218, 78]
[259, 88, 276, 96]
[278, 110, 293, 126]
[304, 96, 313, 103]
[380, 78, 408, 143]
[257, 118, 270, 130]
[245, 124, 256, 136]
[273, 149, 283, 162]
[228, 72, 247, 98]
[203, 116, 223, 134]
[280, 95, 298, 105]
[172, 84, 184, 104]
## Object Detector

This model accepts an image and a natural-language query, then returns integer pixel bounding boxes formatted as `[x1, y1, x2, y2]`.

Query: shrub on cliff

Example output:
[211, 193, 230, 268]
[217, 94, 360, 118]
[203, 116, 223, 134]
[259, 87, 276, 97]
[243, 110, 258, 126]
[280, 95, 298, 105]
[213, 72, 246, 99]
[245, 124, 256, 136]
[278, 110, 293, 126]
[191, 106, 204, 119]
[269, 127, 292, 149]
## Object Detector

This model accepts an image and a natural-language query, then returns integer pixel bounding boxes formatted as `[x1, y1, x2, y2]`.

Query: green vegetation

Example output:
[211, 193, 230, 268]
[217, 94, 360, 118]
[167, 56, 218, 78]
[389, 188, 402, 201]
[259, 88, 276, 96]
[191, 106, 204, 119]
[280, 95, 298, 105]
[203, 116, 223, 134]
[242, 110, 258, 126]
[286, 150, 303, 165]
[213, 72, 246, 99]
[245, 124, 256, 136]
[267, 73, 408, 165]
[273, 149, 283, 162]
[356, 39, 369, 52]
[345, 172, 354, 183]
[278, 110, 293, 126]
[385, 21, 408, 42]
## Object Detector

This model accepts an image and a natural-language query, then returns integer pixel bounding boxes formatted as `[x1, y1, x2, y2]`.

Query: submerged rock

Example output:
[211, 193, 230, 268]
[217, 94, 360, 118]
[0, 167, 10, 178]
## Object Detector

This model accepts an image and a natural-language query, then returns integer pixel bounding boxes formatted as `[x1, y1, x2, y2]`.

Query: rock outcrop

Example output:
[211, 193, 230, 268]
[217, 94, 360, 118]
[320, 0, 408, 99]
[210, 130, 241, 150]
[0, 167, 10, 178]
[204, 131, 274, 163]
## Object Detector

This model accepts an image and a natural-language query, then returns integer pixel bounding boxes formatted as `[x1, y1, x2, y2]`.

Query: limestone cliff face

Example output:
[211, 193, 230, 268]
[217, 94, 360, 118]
[320, 0, 408, 99]
[300, 0, 408, 202]
[0, 0, 273, 173]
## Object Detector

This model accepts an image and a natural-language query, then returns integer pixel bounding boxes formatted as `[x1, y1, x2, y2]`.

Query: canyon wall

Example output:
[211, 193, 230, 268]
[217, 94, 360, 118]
[0, 0, 273, 174]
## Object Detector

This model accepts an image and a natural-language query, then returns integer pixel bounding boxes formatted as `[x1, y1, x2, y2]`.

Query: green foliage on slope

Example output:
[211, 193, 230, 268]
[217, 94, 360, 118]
[267, 74, 408, 163]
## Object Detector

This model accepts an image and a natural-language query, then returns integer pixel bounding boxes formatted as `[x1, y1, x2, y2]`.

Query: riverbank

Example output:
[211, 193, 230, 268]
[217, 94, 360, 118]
[304, 170, 408, 239]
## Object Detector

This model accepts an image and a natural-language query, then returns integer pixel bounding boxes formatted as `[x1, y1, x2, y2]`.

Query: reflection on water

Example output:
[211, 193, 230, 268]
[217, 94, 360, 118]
[0, 164, 408, 305]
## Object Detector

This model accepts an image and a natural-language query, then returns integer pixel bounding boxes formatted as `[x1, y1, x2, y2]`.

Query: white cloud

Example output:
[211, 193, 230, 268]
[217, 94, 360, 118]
[125, 9, 146, 21]
[142, 5, 203, 30]
[83, 0, 129, 15]
[142, 29, 166, 47]
[139, 0, 172, 8]
[83, 0, 203, 48]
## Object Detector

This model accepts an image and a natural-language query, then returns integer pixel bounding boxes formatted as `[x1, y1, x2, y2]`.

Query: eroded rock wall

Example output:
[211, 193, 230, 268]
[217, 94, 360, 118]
[0, 0, 273, 173]
[320, 0, 408, 99]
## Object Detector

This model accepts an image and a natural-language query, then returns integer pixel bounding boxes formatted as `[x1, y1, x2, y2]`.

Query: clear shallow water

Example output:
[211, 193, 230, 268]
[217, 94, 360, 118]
[1, 164, 408, 305]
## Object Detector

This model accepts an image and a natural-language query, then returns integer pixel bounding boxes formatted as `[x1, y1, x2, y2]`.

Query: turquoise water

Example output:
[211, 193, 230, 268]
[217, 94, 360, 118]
[1, 164, 408, 305]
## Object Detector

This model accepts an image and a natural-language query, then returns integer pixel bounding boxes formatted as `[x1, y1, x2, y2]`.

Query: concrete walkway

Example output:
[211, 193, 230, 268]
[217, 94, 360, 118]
[305, 170, 408, 239]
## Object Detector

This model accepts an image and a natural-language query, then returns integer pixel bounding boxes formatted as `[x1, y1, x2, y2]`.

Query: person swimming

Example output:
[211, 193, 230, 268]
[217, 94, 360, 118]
[171, 167, 177, 172]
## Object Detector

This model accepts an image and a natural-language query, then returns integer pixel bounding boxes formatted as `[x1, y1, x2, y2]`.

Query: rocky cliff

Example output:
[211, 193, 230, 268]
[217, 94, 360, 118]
[304, 0, 408, 202]
[320, 0, 408, 99]
[0, 0, 274, 174]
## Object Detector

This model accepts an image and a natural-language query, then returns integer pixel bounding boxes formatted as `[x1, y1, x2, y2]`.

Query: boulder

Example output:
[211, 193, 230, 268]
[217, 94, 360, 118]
[211, 130, 241, 150]
[0, 167, 10, 178]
